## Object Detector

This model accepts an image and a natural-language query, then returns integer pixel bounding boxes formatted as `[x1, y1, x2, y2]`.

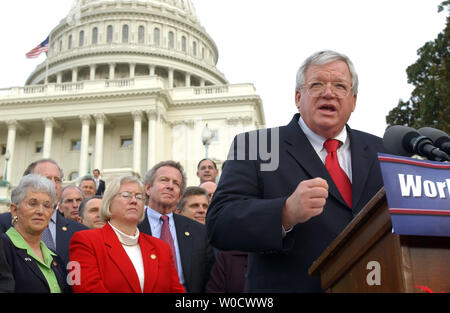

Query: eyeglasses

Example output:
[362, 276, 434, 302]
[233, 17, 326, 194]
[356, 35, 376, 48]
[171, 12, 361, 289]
[303, 81, 352, 99]
[116, 191, 145, 203]
[23, 199, 54, 211]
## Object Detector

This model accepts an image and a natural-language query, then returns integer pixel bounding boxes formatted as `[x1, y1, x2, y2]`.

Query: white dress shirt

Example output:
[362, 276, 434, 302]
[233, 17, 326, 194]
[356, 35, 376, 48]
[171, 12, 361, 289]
[109, 222, 145, 292]
[298, 116, 353, 182]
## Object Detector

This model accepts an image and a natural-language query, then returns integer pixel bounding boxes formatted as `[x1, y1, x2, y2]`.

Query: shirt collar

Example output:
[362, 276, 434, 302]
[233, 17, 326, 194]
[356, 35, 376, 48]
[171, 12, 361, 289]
[298, 116, 349, 152]
[147, 206, 174, 221]
[6, 227, 56, 268]
[50, 209, 57, 224]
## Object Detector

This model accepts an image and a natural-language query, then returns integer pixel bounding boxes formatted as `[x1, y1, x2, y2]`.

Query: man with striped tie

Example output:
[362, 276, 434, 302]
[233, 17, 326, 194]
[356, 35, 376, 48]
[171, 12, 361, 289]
[138, 161, 215, 293]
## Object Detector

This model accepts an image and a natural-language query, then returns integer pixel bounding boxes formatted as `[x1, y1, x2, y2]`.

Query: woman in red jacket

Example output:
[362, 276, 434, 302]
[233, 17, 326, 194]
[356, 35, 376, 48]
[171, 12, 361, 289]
[69, 175, 184, 293]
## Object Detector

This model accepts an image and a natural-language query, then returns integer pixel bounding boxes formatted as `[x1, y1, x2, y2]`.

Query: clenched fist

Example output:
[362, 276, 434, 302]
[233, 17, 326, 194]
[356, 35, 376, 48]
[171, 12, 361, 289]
[282, 177, 329, 230]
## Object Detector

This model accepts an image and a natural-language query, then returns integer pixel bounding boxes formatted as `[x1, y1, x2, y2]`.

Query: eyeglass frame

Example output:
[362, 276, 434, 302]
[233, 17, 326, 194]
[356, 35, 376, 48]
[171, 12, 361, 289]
[115, 191, 145, 203]
[21, 198, 54, 211]
[302, 80, 353, 99]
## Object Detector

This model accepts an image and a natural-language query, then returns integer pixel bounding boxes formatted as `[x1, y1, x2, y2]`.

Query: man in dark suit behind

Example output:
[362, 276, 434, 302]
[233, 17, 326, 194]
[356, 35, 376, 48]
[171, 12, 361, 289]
[206, 50, 386, 292]
[93, 169, 105, 196]
[0, 159, 88, 265]
[138, 161, 215, 293]
[0, 233, 14, 292]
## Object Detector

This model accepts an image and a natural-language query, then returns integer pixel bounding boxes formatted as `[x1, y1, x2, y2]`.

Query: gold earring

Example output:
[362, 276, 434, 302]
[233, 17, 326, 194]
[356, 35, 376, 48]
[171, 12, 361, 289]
[12, 215, 18, 225]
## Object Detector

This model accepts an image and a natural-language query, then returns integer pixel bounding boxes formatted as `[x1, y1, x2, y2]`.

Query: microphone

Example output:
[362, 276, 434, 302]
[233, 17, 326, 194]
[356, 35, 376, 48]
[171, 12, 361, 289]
[383, 125, 450, 162]
[418, 127, 450, 155]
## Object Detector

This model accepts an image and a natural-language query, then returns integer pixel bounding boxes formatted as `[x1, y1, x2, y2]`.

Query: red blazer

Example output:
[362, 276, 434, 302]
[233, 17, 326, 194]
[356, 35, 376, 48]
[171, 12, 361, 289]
[69, 223, 185, 293]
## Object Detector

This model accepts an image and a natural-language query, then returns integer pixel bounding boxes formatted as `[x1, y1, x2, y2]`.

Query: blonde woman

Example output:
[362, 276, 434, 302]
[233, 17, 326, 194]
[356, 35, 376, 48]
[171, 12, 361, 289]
[69, 175, 184, 293]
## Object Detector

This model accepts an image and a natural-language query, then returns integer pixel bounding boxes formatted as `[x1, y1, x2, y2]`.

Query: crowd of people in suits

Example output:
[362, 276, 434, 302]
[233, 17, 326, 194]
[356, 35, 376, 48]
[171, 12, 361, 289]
[0, 156, 246, 293]
[0, 50, 387, 293]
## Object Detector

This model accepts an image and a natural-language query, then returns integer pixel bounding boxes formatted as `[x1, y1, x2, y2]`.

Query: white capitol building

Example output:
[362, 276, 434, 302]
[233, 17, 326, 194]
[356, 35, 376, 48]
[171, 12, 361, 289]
[0, 0, 265, 202]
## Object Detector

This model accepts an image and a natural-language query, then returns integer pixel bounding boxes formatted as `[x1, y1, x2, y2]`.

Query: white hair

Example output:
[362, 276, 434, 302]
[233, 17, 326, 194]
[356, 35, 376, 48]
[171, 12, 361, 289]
[295, 50, 359, 95]
[11, 174, 56, 206]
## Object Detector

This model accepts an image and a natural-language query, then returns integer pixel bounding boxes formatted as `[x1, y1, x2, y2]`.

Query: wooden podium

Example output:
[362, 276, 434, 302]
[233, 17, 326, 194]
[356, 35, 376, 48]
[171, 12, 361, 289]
[308, 188, 450, 293]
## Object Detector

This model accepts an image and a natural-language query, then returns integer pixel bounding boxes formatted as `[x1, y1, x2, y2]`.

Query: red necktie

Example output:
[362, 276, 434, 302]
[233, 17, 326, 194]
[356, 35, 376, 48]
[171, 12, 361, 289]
[324, 139, 352, 208]
[160, 215, 178, 272]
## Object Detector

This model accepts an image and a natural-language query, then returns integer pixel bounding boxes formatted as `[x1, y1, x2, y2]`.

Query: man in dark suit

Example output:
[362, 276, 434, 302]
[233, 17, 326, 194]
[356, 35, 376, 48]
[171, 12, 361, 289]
[206, 50, 386, 292]
[93, 169, 105, 196]
[0, 234, 14, 292]
[138, 161, 215, 293]
[0, 159, 88, 265]
[206, 250, 248, 293]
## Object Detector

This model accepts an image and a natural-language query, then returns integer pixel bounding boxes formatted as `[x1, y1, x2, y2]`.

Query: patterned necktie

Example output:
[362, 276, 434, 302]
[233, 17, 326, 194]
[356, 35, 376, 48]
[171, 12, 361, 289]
[160, 215, 178, 272]
[41, 227, 56, 251]
[324, 139, 352, 208]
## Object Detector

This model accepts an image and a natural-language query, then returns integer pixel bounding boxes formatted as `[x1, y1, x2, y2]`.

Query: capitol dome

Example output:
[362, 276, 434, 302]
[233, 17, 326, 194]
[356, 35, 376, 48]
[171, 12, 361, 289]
[0, 0, 264, 193]
[26, 0, 227, 87]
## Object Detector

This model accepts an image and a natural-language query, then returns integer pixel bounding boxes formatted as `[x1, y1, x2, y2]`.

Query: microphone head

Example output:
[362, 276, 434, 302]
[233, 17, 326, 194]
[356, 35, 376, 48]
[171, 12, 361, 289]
[418, 127, 450, 147]
[383, 125, 420, 157]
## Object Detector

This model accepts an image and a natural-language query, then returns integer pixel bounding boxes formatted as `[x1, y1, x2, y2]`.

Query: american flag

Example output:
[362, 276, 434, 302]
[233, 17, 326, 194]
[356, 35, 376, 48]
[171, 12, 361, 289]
[26, 36, 49, 59]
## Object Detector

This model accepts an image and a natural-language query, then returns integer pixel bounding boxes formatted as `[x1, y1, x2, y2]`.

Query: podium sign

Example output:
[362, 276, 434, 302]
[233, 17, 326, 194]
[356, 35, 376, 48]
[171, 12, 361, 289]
[378, 153, 450, 237]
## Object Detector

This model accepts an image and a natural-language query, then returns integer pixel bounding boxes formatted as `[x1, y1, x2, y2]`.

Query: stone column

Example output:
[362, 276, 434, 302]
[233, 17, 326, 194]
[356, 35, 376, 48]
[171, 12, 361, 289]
[72, 67, 78, 83]
[185, 73, 191, 87]
[168, 68, 174, 88]
[226, 117, 241, 151]
[5, 120, 18, 182]
[158, 112, 166, 163]
[90, 65, 96, 81]
[57, 72, 62, 84]
[132, 111, 143, 176]
[78, 115, 91, 176]
[147, 109, 158, 170]
[242, 116, 254, 132]
[130, 63, 136, 78]
[42, 117, 56, 158]
[109, 63, 116, 80]
[200, 78, 205, 87]
[185, 120, 195, 178]
[94, 114, 106, 171]
[149, 65, 155, 76]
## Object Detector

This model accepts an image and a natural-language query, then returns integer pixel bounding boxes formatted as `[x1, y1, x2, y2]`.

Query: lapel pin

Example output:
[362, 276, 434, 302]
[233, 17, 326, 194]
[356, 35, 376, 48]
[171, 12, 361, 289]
[150, 254, 157, 260]
[52, 261, 57, 267]
[62, 226, 67, 232]
[185, 232, 190, 237]
[24, 257, 32, 262]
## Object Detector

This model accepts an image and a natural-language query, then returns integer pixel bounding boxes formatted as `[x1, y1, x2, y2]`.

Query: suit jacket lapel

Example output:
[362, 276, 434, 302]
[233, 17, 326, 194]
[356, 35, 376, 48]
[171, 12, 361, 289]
[139, 235, 158, 292]
[55, 212, 68, 251]
[348, 127, 374, 212]
[138, 210, 153, 236]
[103, 224, 141, 293]
[173, 214, 192, 288]
[15, 248, 49, 289]
[283, 115, 346, 207]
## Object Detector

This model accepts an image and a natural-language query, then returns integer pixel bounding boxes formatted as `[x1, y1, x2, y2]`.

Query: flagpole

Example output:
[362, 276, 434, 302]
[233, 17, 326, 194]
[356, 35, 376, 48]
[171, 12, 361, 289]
[44, 35, 50, 84]
[44, 57, 49, 85]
